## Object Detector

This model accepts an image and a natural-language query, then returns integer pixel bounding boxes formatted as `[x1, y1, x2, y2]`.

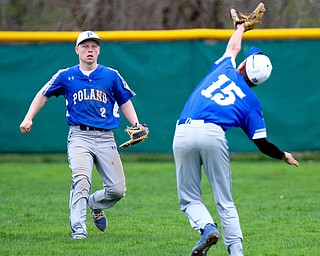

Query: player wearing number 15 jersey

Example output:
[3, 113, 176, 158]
[20, 31, 144, 240]
[173, 24, 299, 256]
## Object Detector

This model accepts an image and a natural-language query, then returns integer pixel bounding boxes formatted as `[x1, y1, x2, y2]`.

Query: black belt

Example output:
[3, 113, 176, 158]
[79, 125, 111, 132]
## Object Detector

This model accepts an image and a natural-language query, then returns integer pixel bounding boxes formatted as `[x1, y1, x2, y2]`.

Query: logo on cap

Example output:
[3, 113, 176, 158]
[76, 31, 101, 46]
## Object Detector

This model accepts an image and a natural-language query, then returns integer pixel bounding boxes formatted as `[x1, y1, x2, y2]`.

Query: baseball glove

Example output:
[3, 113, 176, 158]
[119, 124, 149, 148]
[230, 2, 266, 31]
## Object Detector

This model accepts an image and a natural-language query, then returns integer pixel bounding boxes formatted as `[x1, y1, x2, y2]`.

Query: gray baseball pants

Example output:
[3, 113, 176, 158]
[172, 120, 243, 255]
[67, 126, 126, 238]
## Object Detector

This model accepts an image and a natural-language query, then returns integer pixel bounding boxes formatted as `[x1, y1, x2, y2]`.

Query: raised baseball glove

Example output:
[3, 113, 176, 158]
[119, 124, 149, 148]
[230, 2, 266, 32]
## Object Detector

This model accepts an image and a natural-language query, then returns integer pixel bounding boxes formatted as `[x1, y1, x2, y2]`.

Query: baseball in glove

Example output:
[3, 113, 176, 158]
[230, 2, 266, 32]
[119, 124, 149, 148]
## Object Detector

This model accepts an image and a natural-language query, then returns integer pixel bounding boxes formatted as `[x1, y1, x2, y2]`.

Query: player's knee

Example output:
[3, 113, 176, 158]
[73, 176, 90, 194]
[107, 182, 126, 200]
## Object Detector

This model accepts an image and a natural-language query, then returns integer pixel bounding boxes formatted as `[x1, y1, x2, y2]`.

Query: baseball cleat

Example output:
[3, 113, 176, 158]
[90, 208, 107, 232]
[72, 234, 86, 240]
[190, 224, 220, 256]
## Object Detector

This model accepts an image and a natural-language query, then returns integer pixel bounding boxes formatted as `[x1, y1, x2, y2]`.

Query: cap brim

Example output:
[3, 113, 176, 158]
[248, 47, 263, 56]
[77, 38, 102, 46]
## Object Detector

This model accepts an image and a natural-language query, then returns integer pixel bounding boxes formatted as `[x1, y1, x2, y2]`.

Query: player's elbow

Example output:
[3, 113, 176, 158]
[225, 45, 241, 59]
[231, 45, 241, 56]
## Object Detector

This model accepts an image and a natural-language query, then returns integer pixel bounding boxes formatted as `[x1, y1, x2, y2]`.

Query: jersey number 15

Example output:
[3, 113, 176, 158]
[201, 74, 246, 106]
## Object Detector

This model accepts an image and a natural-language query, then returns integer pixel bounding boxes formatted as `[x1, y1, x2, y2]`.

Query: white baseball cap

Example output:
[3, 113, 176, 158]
[76, 31, 102, 46]
[245, 53, 272, 85]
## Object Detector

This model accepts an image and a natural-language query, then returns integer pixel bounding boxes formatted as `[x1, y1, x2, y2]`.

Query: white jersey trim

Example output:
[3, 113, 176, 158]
[215, 53, 236, 68]
[41, 68, 68, 95]
[252, 128, 267, 139]
[109, 67, 136, 97]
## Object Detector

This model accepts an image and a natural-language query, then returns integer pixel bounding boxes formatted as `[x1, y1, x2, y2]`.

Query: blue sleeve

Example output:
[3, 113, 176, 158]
[243, 106, 267, 140]
[113, 71, 135, 106]
[41, 69, 66, 98]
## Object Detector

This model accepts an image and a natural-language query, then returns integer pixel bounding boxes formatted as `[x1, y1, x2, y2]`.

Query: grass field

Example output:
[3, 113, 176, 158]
[0, 154, 319, 255]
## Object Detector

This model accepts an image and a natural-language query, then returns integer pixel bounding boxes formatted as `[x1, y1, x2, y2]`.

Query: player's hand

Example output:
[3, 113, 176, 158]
[19, 118, 33, 134]
[283, 152, 299, 167]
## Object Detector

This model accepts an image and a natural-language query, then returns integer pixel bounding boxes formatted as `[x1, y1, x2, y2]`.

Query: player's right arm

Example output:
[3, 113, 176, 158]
[19, 92, 49, 134]
[225, 23, 245, 58]
[253, 138, 299, 167]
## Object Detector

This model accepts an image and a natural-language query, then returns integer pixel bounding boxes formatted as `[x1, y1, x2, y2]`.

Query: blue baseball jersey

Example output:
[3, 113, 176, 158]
[41, 64, 135, 130]
[179, 54, 267, 140]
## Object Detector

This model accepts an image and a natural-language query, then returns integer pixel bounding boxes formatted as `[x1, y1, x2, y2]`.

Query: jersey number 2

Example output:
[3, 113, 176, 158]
[99, 104, 120, 118]
[201, 74, 246, 106]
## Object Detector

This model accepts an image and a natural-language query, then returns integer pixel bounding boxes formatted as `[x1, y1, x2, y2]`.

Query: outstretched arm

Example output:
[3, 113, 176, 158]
[19, 92, 49, 134]
[253, 138, 299, 167]
[225, 23, 245, 58]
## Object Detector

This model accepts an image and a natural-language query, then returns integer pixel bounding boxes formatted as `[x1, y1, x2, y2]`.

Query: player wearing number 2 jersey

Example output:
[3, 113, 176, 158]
[20, 31, 143, 240]
[173, 24, 299, 256]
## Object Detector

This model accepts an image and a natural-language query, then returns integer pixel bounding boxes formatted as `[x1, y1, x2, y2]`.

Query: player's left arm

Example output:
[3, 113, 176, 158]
[119, 100, 139, 126]
[253, 138, 299, 167]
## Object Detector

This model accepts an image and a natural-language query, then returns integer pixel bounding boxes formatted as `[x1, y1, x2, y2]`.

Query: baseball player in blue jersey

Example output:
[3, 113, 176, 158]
[172, 24, 299, 256]
[20, 31, 144, 240]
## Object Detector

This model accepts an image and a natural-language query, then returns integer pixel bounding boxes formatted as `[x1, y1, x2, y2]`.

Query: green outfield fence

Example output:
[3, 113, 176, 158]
[1, 29, 320, 153]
